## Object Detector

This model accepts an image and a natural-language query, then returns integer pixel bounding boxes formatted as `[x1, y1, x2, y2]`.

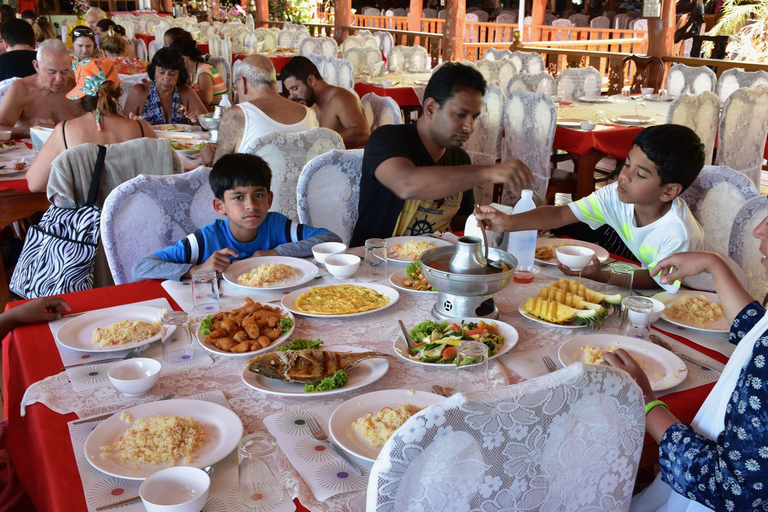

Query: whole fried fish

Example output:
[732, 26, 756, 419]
[247, 349, 391, 384]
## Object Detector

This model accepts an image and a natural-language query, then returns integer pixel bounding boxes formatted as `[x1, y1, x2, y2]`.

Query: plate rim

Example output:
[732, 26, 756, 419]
[196, 304, 296, 357]
[281, 282, 400, 318]
[169, 138, 206, 154]
[388, 268, 438, 295]
[55, 305, 168, 353]
[385, 236, 454, 263]
[222, 256, 319, 291]
[556, 118, 590, 127]
[611, 115, 655, 125]
[653, 290, 730, 333]
[534, 237, 610, 266]
[517, 301, 589, 329]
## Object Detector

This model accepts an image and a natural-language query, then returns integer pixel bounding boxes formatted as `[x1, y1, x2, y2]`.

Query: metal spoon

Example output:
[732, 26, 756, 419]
[398, 319, 416, 351]
[475, 204, 503, 271]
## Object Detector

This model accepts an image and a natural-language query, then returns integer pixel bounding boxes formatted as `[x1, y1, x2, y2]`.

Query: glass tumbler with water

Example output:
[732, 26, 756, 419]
[161, 311, 196, 364]
[191, 269, 221, 316]
[619, 297, 654, 339]
[456, 340, 489, 391]
[238, 433, 286, 509]
[364, 238, 388, 279]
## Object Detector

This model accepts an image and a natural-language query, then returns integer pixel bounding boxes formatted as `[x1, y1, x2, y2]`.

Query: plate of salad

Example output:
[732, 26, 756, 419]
[169, 138, 206, 155]
[241, 339, 390, 396]
[389, 262, 437, 294]
[196, 303, 295, 357]
[393, 318, 519, 367]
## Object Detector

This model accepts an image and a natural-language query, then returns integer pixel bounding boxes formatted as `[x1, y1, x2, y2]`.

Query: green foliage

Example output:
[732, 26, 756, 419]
[707, 0, 768, 61]
[268, 0, 317, 22]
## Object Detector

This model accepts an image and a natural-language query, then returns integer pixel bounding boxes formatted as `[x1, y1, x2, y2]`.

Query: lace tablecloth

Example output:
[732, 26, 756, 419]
[21, 264, 727, 511]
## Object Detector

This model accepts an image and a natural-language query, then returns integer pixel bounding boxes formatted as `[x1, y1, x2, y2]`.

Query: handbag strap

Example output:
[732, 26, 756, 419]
[85, 145, 107, 207]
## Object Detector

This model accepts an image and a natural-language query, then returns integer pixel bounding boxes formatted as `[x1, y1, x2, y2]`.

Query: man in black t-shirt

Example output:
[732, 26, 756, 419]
[0, 18, 36, 81]
[350, 62, 535, 247]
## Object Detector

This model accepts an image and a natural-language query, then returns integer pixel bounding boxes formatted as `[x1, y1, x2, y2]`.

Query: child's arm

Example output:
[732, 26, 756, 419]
[274, 231, 343, 258]
[133, 248, 238, 281]
[557, 257, 658, 289]
[476, 204, 579, 233]
[0, 297, 71, 340]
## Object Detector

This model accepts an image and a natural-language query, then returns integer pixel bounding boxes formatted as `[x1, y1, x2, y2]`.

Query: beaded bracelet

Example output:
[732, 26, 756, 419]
[645, 399, 669, 416]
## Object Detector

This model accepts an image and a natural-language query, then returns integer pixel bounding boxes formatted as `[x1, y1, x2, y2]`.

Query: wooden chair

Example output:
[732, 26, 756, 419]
[621, 55, 664, 93]
[691, 35, 729, 59]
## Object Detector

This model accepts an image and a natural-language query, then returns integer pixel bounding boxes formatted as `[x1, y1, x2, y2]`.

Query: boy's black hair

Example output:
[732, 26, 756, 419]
[279, 55, 323, 84]
[423, 62, 486, 107]
[210, 154, 272, 200]
[20, 9, 36, 21]
[1, 18, 34, 48]
[148, 47, 189, 87]
[0, 5, 16, 25]
[631, 124, 705, 192]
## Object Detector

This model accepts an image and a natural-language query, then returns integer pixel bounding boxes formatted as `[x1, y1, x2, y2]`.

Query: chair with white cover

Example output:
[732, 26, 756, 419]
[362, 7, 381, 15]
[715, 84, 768, 188]
[119, 72, 149, 111]
[241, 127, 345, 221]
[277, 28, 309, 49]
[0, 77, 20, 104]
[666, 91, 720, 164]
[590, 15, 610, 38]
[132, 38, 148, 62]
[717, 68, 768, 104]
[483, 48, 513, 61]
[555, 67, 602, 101]
[680, 165, 758, 257]
[207, 56, 231, 100]
[476, 59, 517, 90]
[438, 10, 446, 19]
[254, 27, 278, 50]
[341, 34, 379, 54]
[569, 13, 589, 26]
[388, 45, 430, 72]
[367, 363, 645, 512]
[147, 39, 162, 62]
[299, 36, 338, 58]
[508, 50, 546, 74]
[102, 166, 223, 285]
[373, 31, 394, 60]
[630, 18, 648, 31]
[501, 89, 556, 205]
[360, 93, 403, 131]
[343, 46, 383, 74]
[465, 12, 479, 22]
[423, 8, 438, 18]
[506, 72, 556, 95]
[731, 195, 768, 301]
[296, 149, 363, 246]
[464, 84, 504, 205]
[551, 18, 573, 40]
[664, 63, 717, 97]
[356, 30, 374, 38]
[307, 54, 355, 91]
[496, 13, 515, 24]
[475, 10, 489, 21]
[613, 13, 630, 29]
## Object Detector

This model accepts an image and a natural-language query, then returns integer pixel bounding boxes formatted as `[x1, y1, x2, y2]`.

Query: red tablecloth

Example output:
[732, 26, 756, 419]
[233, 53, 293, 73]
[134, 33, 209, 56]
[554, 124, 644, 159]
[354, 82, 422, 108]
[0, 177, 30, 192]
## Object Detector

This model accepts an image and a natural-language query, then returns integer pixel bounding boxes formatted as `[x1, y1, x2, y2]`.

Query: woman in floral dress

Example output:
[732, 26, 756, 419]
[99, 29, 146, 75]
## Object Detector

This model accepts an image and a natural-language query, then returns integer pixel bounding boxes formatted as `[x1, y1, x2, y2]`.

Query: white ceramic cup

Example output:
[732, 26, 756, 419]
[140, 467, 210, 512]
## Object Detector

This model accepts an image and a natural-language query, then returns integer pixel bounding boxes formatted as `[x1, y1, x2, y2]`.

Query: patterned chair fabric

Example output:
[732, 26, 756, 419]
[341, 34, 379, 54]
[730, 195, 768, 301]
[555, 67, 602, 101]
[465, 13, 479, 21]
[613, 13, 630, 29]
[343, 46, 384, 74]
[360, 92, 403, 131]
[590, 15, 611, 28]
[306, 54, 355, 91]
[132, 38, 147, 62]
[423, 8, 438, 18]
[506, 72, 556, 95]
[630, 18, 648, 31]
[569, 13, 589, 26]
[664, 63, 717, 97]
[717, 68, 768, 104]
[483, 48, 514, 61]
[277, 28, 309, 50]
[464, 84, 504, 204]
[373, 31, 395, 60]
[254, 27, 277, 50]
[367, 363, 645, 512]
[666, 91, 720, 164]
[715, 84, 768, 188]
[508, 50, 546, 74]
[241, 127, 345, 221]
[299, 36, 338, 58]
[388, 45, 430, 72]
[476, 59, 517, 91]
[296, 149, 363, 246]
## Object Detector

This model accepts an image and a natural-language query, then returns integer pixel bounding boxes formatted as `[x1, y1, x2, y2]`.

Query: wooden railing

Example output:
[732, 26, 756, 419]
[463, 33, 646, 61]
[663, 55, 768, 77]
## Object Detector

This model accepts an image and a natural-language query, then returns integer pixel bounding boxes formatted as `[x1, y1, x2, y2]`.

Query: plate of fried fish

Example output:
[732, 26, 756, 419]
[242, 345, 391, 397]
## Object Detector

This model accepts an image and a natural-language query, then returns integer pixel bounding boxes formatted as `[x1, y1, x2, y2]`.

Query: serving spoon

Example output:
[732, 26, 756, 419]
[475, 204, 504, 272]
[398, 319, 416, 350]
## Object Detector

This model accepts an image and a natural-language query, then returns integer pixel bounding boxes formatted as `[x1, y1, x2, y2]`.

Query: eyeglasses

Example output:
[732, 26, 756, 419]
[72, 27, 95, 39]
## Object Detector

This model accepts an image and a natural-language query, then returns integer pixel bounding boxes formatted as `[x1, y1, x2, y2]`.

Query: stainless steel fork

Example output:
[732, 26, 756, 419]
[305, 418, 364, 475]
[542, 356, 558, 373]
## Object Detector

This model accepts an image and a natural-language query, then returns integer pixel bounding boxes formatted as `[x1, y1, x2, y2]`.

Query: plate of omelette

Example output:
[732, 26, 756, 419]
[281, 283, 399, 317]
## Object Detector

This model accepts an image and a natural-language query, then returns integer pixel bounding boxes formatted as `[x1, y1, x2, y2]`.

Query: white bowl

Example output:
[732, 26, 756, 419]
[107, 358, 161, 396]
[312, 242, 347, 264]
[140, 467, 210, 512]
[580, 121, 596, 131]
[641, 87, 654, 97]
[0, 130, 11, 142]
[622, 296, 665, 323]
[381, 80, 393, 88]
[550, 95, 563, 103]
[324, 254, 361, 279]
[556, 246, 595, 272]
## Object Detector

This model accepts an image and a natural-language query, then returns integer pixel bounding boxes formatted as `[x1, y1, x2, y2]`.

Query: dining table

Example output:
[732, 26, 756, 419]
[3, 239, 734, 511]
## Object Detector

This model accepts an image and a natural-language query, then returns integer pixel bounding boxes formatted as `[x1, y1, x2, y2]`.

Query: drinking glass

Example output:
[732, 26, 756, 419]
[456, 340, 489, 391]
[607, 262, 635, 293]
[635, 101, 647, 116]
[364, 238, 388, 279]
[619, 297, 654, 339]
[621, 86, 631, 99]
[658, 88, 667, 99]
[238, 433, 286, 509]
[595, 109, 608, 124]
[161, 311, 196, 364]
[191, 269, 220, 316]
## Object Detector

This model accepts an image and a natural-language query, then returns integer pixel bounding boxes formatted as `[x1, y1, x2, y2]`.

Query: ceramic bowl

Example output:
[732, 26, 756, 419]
[550, 95, 563, 103]
[622, 296, 665, 323]
[555, 246, 596, 272]
[140, 467, 210, 512]
[312, 242, 347, 264]
[107, 358, 161, 396]
[0, 130, 11, 142]
[580, 121, 596, 131]
[324, 254, 361, 279]
[641, 87, 654, 97]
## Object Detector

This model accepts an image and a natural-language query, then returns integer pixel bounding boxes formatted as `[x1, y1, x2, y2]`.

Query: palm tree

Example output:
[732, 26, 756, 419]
[706, 0, 768, 61]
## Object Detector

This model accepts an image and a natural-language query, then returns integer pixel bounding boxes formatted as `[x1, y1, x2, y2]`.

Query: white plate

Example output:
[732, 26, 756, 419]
[556, 118, 589, 128]
[0, 142, 17, 154]
[393, 318, 520, 367]
[329, 389, 444, 462]
[169, 138, 206, 155]
[152, 124, 192, 132]
[56, 306, 170, 353]
[84, 399, 243, 480]
[388, 268, 437, 295]
[534, 237, 610, 266]
[196, 304, 295, 357]
[0, 167, 26, 175]
[558, 333, 688, 391]
[413, 80, 429, 85]
[517, 301, 589, 329]
[222, 256, 319, 291]
[653, 291, 730, 333]
[385, 236, 453, 263]
[645, 94, 675, 102]
[282, 283, 399, 318]
[612, 115, 655, 125]
[241, 344, 390, 396]
[577, 96, 610, 103]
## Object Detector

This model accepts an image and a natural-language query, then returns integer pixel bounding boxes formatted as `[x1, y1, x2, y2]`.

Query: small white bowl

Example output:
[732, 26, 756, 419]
[580, 121, 597, 131]
[108, 358, 161, 397]
[641, 87, 654, 97]
[550, 94, 563, 103]
[622, 296, 665, 323]
[324, 254, 361, 279]
[140, 467, 210, 512]
[556, 246, 596, 272]
[0, 130, 11, 142]
[312, 242, 347, 264]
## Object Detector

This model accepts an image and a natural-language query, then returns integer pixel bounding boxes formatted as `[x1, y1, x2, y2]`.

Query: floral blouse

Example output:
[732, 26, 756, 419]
[659, 301, 768, 511]
[142, 82, 188, 126]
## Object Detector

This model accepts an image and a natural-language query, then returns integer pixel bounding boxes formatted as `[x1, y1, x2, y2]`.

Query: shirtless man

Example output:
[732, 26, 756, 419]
[0, 39, 80, 138]
[280, 56, 370, 149]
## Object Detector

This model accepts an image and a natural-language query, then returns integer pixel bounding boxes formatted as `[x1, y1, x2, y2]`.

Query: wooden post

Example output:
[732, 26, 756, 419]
[531, 0, 546, 41]
[409, 0, 423, 44]
[443, 0, 465, 62]
[648, 0, 675, 86]
[254, 0, 268, 27]
[333, 0, 351, 44]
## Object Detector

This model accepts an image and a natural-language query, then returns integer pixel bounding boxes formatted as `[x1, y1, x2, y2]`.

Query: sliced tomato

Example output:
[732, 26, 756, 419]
[441, 346, 457, 360]
[465, 327, 486, 336]
[447, 324, 461, 333]
[412, 341, 428, 349]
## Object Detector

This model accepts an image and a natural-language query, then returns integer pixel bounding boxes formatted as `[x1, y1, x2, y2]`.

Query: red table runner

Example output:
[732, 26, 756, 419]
[354, 82, 422, 108]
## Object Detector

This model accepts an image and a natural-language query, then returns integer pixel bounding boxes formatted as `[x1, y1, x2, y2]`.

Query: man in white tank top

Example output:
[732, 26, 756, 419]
[201, 55, 318, 165]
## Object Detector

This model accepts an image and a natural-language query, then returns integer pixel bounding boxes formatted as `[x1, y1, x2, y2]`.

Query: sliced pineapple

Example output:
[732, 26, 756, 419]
[524, 297, 597, 326]
[554, 278, 622, 307]
[537, 286, 607, 315]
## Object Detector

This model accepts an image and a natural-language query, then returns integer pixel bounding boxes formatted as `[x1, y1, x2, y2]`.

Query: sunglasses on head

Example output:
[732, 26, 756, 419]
[72, 27, 94, 38]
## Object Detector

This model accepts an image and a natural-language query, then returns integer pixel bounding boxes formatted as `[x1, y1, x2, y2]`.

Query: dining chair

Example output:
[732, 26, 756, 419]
[343, 46, 383, 74]
[664, 63, 717, 97]
[132, 38, 147, 62]
[392, 7, 406, 16]
[476, 59, 518, 90]
[360, 92, 403, 131]
[438, 10, 446, 19]
[254, 27, 277, 51]
[241, 127, 345, 222]
[306, 54, 355, 91]
[296, 149, 363, 246]
[277, 28, 309, 49]
[465, 84, 504, 205]
[666, 91, 720, 164]
[590, 15, 610, 38]
[373, 31, 394, 61]
[474, 10, 489, 22]
[508, 50, 546, 74]
[299, 36, 338, 58]
[340, 34, 379, 55]
[613, 13, 630, 29]
[388, 45, 430, 72]
[506, 72, 556, 95]
[207, 56, 231, 101]
[147, 39, 163, 62]
[483, 48, 513, 61]
[0, 77, 20, 104]
[731, 195, 768, 301]
[715, 84, 768, 188]
[568, 13, 589, 26]
[367, 363, 645, 511]
[422, 8, 438, 18]
[555, 66, 602, 101]
[621, 55, 664, 93]
[717, 68, 768, 104]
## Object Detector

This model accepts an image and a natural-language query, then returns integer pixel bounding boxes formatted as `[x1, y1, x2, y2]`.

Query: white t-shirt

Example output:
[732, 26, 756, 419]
[568, 182, 747, 292]
[235, 101, 319, 153]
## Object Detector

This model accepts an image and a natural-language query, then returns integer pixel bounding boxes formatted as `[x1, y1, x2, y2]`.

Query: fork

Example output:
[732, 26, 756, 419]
[61, 345, 147, 370]
[305, 417, 363, 475]
[542, 356, 557, 373]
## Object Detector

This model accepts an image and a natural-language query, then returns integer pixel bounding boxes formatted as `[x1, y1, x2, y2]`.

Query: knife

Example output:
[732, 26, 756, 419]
[648, 335, 722, 373]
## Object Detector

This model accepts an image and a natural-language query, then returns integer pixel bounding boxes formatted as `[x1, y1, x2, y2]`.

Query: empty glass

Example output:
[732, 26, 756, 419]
[635, 101, 647, 116]
[456, 340, 489, 391]
[658, 88, 667, 99]
[607, 262, 635, 293]
[191, 269, 220, 316]
[238, 433, 286, 509]
[364, 238, 388, 279]
[619, 297, 654, 339]
[595, 109, 608, 124]
[161, 311, 196, 364]
[621, 85, 631, 99]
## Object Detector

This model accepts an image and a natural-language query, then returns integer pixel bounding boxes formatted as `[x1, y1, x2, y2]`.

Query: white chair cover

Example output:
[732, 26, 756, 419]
[61, 19, 74, 44]
[387, 45, 429, 72]
[307, 54, 355, 91]
[362, 7, 381, 15]
[241, 127, 345, 221]
[630, 18, 648, 31]
[299, 36, 338, 58]
[666, 91, 720, 164]
[552, 18, 572, 27]
[277, 29, 309, 49]
[715, 84, 768, 188]
[245, 14, 254, 31]
[614, 13, 630, 28]
[475, 10, 489, 22]
[423, 8, 438, 18]
[465, 12, 479, 22]
[501, 89, 556, 206]
[730, 195, 768, 300]
[506, 72, 556, 95]
[483, 48, 513, 61]
[207, 56, 231, 100]
[296, 149, 363, 246]
[118, 72, 148, 111]
[0, 76, 20, 104]
[495, 13, 516, 25]
[341, 34, 379, 55]
[360, 92, 403, 130]
[465, 84, 504, 204]
[154, 22, 169, 43]
[555, 67, 602, 101]
[101, 166, 223, 285]
[373, 31, 394, 60]
[509, 50, 546, 74]
[147, 39, 163, 62]
[680, 165, 758, 257]
[551, 18, 573, 40]
[367, 363, 645, 512]
[254, 27, 278, 51]
[343, 46, 384, 74]
[569, 13, 589, 26]
[590, 15, 610, 38]
[476, 59, 517, 90]
[664, 63, 717, 97]
[132, 38, 148, 62]
[717, 68, 768, 104]
[438, 10, 446, 19]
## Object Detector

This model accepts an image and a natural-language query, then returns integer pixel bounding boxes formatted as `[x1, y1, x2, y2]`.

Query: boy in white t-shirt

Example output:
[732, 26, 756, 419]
[476, 124, 747, 292]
